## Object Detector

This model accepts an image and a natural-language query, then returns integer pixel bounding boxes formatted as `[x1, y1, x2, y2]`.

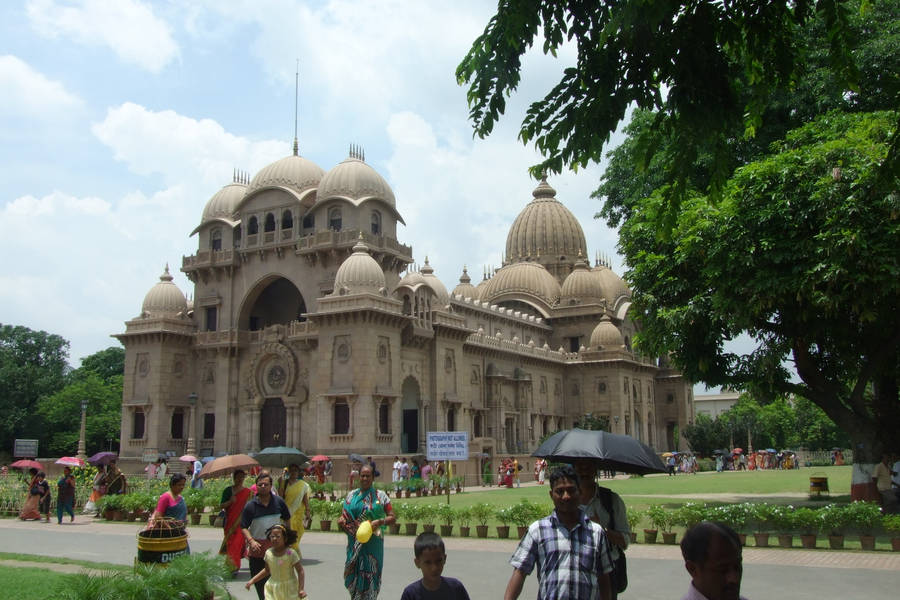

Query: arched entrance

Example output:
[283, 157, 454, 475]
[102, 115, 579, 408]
[240, 276, 307, 331]
[260, 397, 286, 448]
[401, 377, 420, 453]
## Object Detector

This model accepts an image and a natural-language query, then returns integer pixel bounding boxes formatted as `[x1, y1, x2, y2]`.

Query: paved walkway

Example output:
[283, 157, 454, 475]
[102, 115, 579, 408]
[1, 517, 897, 599]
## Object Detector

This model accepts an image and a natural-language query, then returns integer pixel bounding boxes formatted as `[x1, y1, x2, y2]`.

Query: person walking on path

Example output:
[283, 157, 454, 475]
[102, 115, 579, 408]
[679, 521, 747, 600]
[220, 469, 251, 573]
[279, 463, 312, 555]
[244, 523, 307, 600]
[56, 467, 76, 524]
[85, 465, 106, 515]
[504, 465, 613, 600]
[242, 472, 291, 600]
[574, 459, 630, 598]
[338, 464, 395, 600]
[105, 462, 127, 496]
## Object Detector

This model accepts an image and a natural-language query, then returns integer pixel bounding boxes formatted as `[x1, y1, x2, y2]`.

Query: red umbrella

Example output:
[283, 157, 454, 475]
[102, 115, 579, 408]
[55, 457, 85, 467]
[310, 454, 330, 462]
[10, 459, 43, 470]
[732, 448, 744, 454]
[179, 454, 199, 462]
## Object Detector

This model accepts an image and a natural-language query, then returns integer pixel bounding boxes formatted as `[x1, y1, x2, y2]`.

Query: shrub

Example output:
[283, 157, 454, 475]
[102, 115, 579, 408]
[818, 504, 851, 536]
[844, 501, 881, 535]
[326, 500, 344, 520]
[710, 503, 751, 533]
[626, 507, 643, 531]
[882, 514, 900, 535]
[456, 506, 473, 527]
[495, 506, 514, 526]
[792, 507, 819, 535]
[674, 502, 708, 529]
[435, 503, 455, 525]
[309, 498, 327, 520]
[750, 503, 780, 532]
[471, 502, 494, 526]
[645, 505, 668, 531]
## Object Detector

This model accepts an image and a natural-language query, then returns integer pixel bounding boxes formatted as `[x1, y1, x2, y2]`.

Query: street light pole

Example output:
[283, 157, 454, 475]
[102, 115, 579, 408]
[186, 392, 198, 457]
[76, 398, 88, 460]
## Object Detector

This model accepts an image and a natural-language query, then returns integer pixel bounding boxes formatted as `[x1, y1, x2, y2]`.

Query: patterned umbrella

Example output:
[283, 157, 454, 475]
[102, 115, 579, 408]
[55, 457, 85, 467]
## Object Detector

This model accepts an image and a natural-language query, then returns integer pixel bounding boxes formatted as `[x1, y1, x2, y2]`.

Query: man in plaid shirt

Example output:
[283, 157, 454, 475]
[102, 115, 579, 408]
[504, 465, 613, 600]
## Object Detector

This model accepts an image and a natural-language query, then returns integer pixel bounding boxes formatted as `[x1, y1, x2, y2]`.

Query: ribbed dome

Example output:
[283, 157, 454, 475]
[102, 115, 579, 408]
[419, 258, 449, 305]
[593, 265, 631, 306]
[333, 239, 386, 295]
[481, 261, 560, 306]
[590, 316, 624, 350]
[398, 270, 426, 288]
[506, 177, 587, 263]
[141, 265, 188, 317]
[560, 258, 604, 304]
[201, 182, 246, 223]
[317, 155, 396, 207]
[452, 267, 478, 299]
[247, 154, 325, 197]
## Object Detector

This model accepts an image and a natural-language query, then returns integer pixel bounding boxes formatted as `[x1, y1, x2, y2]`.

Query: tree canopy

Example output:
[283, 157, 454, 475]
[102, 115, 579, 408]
[460, 0, 899, 461]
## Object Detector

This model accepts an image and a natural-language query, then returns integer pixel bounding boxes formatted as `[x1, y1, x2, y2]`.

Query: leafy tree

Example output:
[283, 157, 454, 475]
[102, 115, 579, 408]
[457, 0, 863, 204]
[682, 413, 728, 457]
[789, 396, 850, 451]
[72, 346, 124, 383]
[36, 372, 122, 456]
[573, 412, 610, 431]
[0, 324, 69, 451]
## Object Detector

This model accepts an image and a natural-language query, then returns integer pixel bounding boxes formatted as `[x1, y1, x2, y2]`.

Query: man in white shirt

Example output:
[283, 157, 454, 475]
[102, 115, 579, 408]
[680, 522, 747, 600]
[392, 456, 402, 484]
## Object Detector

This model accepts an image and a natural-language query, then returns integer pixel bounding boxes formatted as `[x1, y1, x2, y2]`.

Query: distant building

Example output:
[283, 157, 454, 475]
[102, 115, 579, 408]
[693, 390, 741, 420]
[115, 145, 694, 465]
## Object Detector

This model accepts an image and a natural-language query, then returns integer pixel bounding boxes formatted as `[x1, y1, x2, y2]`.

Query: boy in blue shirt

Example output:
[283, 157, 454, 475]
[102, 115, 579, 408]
[401, 532, 471, 600]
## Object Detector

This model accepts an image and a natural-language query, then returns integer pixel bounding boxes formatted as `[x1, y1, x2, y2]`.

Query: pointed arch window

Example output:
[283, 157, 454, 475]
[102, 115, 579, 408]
[371, 210, 381, 235]
[281, 209, 293, 230]
[210, 228, 222, 251]
[264, 213, 276, 232]
[233, 225, 242, 248]
[248, 216, 259, 235]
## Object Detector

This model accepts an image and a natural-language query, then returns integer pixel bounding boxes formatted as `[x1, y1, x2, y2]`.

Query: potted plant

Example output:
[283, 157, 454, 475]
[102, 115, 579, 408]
[403, 502, 422, 536]
[675, 502, 708, 532]
[644, 505, 666, 544]
[509, 499, 540, 538]
[845, 501, 881, 550]
[414, 478, 427, 498]
[792, 507, 819, 549]
[452, 475, 463, 493]
[882, 514, 900, 552]
[751, 503, 779, 547]
[659, 509, 678, 544]
[387, 502, 402, 535]
[323, 482, 337, 502]
[184, 489, 205, 525]
[711, 503, 750, 545]
[436, 503, 455, 537]
[819, 503, 850, 549]
[472, 502, 493, 538]
[495, 506, 513, 538]
[457, 506, 473, 537]
[420, 503, 438, 533]
[771, 505, 795, 548]
[626, 508, 643, 544]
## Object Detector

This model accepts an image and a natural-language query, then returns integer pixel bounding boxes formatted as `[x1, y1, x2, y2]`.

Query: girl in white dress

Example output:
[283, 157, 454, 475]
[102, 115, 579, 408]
[245, 524, 307, 600]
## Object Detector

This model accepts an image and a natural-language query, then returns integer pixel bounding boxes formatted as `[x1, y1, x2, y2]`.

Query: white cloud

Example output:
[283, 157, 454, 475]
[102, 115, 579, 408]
[26, 0, 179, 73]
[92, 102, 286, 187]
[0, 55, 82, 117]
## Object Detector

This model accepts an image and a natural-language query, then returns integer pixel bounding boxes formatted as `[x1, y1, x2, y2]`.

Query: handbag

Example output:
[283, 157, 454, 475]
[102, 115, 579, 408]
[599, 487, 628, 594]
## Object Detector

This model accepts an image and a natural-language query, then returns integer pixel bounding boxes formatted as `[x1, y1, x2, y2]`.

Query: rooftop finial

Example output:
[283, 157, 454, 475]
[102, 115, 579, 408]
[293, 59, 300, 156]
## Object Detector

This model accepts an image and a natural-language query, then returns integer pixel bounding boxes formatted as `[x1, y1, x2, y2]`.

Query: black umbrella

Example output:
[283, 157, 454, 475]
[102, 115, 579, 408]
[532, 428, 667, 475]
[253, 446, 309, 468]
[348, 453, 365, 464]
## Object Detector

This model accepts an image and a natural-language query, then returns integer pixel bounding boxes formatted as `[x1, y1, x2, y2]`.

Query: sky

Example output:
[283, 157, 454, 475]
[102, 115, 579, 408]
[0, 1, 636, 375]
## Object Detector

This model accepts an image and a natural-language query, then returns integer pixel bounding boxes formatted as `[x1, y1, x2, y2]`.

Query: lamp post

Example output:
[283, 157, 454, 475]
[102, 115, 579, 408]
[76, 398, 88, 460]
[186, 392, 198, 457]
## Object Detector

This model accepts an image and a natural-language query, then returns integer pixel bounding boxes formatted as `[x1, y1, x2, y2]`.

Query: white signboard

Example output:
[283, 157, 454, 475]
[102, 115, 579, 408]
[14, 439, 38, 458]
[426, 431, 469, 461]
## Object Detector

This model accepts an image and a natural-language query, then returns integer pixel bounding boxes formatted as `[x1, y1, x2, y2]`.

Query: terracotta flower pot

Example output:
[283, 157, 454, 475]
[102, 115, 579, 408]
[800, 534, 817, 549]
[643, 529, 658, 544]
[476, 525, 488, 538]
[459, 526, 471, 537]
[859, 535, 876, 551]
[405, 523, 418, 536]
[319, 520, 332, 532]
[890, 537, 900, 552]
[208, 514, 216, 526]
[753, 533, 770, 548]
[497, 525, 510, 539]
[440, 525, 453, 537]
[662, 532, 677, 545]
[422, 524, 436, 533]
[629, 532, 637, 544]
[778, 534, 793, 548]
[828, 535, 844, 549]
[517, 526, 529, 539]
[737, 533, 747, 546]
[388, 524, 401, 535]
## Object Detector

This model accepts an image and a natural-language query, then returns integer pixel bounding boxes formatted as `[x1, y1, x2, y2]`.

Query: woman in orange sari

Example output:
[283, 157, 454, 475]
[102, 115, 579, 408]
[220, 469, 251, 573]
[18, 469, 42, 520]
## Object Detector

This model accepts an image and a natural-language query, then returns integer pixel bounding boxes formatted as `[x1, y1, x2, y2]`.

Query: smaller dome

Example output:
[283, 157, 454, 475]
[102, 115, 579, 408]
[419, 257, 450, 305]
[590, 316, 624, 350]
[481, 261, 561, 306]
[560, 257, 604, 304]
[201, 182, 245, 223]
[247, 154, 325, 198]
[317, 152, 396, 207]
[141, 265, 188, 317]
[452, 267, 477, 299]
[397, 269, 426, 288]
[593, 265, 631, 306]
[332, 238, 386, 295]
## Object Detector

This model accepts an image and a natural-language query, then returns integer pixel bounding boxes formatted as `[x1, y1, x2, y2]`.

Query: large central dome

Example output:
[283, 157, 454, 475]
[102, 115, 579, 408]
[505, 177, 587, 264]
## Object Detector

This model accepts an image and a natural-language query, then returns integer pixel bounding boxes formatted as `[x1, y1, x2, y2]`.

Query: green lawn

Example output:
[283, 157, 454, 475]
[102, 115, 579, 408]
[0, 565, 74, 600]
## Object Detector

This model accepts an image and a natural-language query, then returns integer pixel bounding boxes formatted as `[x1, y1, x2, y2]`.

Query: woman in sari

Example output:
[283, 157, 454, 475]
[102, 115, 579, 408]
[279, 464, 311, 555]
[219, 469, 251, 572]
[337, 465, 395, 599]
[19, 469, 42, 520]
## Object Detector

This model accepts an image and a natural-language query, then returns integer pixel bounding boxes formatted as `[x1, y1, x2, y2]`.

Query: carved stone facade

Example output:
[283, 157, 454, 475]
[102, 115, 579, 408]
[116, 148, 693, 465]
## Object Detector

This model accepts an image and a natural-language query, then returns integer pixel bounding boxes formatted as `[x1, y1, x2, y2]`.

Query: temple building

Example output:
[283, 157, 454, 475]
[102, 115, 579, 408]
[115, 144, 693, 468]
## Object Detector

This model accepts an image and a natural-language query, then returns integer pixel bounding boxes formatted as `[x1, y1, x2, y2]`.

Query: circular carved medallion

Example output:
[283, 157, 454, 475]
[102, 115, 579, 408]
[267, 364, 286, 389]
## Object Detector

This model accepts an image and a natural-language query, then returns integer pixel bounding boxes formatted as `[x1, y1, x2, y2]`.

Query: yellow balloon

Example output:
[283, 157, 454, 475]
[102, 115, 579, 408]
[356, 520, 373, 544]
